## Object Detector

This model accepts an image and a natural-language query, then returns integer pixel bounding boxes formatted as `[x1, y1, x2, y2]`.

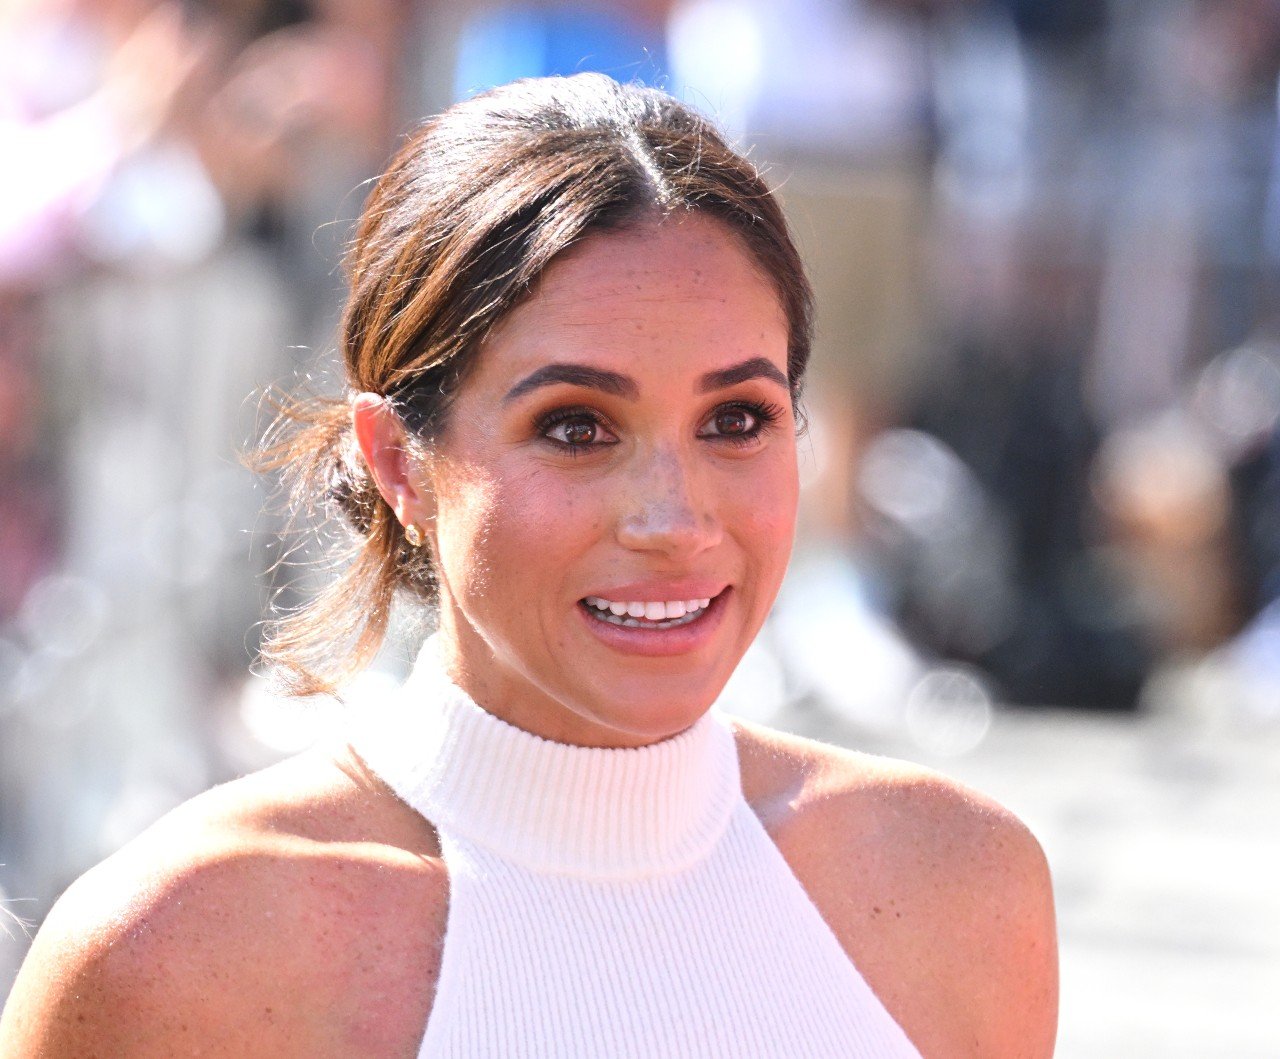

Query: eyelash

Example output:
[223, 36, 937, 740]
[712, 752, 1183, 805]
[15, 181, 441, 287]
[535, 400, 786, 455]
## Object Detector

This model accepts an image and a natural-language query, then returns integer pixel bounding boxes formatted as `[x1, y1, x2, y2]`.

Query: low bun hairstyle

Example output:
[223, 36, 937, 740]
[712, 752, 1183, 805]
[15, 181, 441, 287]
[249, 73, 813, 697]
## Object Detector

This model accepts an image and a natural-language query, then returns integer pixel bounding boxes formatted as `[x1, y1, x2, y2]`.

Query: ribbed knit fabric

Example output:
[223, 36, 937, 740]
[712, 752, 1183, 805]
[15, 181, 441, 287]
[349, 638, 921, 1058]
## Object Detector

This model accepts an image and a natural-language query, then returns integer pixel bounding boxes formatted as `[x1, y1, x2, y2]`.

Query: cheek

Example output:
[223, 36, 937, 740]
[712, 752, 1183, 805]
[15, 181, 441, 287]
[730, 459, 799, 578]
[431, 470, 497, 598]
[434, 462, 606, 601]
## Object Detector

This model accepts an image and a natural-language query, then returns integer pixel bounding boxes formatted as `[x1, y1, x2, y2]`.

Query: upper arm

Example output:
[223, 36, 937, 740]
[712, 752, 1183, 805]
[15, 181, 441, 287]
[0, 750, 452, 1057]
[880, 774, 1059, 1058]
[1, 869, 201, 1057]
[1, 820, 450, 1059]
[0, 882, 111, 1056]
[783, 749, 1058, 1059]
[0, 852, 317, 1058]
[948, 800, 1058, 1058]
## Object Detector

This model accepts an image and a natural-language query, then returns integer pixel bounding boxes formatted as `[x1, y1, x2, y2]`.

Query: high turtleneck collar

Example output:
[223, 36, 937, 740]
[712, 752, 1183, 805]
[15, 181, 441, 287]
[348, 637, 742, 880]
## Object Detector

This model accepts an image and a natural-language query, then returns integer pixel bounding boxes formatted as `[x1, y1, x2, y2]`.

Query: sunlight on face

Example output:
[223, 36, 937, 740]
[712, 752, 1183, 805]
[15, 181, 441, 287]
[424, 213, 799, 747]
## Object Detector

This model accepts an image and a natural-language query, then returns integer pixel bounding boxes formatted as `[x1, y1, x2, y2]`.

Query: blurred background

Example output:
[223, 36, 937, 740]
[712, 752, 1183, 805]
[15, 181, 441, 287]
[1, 0, 1278, 1052]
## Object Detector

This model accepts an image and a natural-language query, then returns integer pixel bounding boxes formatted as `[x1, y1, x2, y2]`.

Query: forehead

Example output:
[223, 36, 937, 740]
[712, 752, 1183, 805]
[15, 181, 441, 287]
[471, 214, 789, 386]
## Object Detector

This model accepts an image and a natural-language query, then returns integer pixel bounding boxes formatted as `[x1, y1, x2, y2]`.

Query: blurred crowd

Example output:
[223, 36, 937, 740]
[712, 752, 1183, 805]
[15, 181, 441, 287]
[4, 0, 1280, 983]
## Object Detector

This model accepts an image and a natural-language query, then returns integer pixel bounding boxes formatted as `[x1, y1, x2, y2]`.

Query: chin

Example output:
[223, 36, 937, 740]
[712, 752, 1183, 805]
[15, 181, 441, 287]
[584, 672, 725, 739]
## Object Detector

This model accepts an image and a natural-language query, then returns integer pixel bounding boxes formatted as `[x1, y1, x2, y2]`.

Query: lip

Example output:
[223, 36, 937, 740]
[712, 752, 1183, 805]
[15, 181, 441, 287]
[577, 586, 732, 658]
[580, 580, 728, 604]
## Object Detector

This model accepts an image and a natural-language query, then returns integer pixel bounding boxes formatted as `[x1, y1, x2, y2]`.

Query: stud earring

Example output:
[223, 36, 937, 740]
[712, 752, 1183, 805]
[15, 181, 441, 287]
[403, 523, 424, 547]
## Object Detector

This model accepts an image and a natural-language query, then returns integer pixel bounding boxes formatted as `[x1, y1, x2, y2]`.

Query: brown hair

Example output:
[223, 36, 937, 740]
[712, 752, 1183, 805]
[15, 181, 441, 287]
[250, 73, 813, 697]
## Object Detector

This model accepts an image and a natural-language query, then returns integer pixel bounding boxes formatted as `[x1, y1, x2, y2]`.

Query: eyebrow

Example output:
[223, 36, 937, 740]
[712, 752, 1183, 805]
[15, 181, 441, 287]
[502, 356, 790, 403]
[698, 357, 790, 393]
[503, 364, 639, 403]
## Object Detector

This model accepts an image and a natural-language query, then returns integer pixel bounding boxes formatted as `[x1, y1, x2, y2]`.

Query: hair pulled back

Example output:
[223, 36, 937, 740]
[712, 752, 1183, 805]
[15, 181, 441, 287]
[251, 73, 813, 697]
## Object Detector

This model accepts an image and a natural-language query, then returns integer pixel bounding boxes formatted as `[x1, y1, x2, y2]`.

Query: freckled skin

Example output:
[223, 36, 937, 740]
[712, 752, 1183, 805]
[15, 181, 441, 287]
[413, 214, 801, 747]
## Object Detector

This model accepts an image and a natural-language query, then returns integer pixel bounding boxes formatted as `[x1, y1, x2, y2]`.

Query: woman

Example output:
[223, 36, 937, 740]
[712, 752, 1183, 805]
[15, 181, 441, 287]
[0, 75, 1057, 1056]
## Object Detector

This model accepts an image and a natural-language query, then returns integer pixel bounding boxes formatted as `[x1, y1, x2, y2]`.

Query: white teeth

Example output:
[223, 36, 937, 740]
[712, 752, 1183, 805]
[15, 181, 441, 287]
[583, 592, 718, 627]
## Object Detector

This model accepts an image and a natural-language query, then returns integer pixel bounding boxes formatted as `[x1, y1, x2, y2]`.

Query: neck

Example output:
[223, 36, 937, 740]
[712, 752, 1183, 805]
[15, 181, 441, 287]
[350, 634, 743, 879]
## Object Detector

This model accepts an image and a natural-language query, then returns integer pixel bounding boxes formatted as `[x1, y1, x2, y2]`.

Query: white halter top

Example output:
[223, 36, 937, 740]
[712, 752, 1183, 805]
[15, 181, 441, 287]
[348, 638, 921, 1057]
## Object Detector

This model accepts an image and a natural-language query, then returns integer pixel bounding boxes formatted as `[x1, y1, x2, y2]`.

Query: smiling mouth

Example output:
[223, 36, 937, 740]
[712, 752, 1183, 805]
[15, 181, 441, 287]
[580, 594, 716, 629]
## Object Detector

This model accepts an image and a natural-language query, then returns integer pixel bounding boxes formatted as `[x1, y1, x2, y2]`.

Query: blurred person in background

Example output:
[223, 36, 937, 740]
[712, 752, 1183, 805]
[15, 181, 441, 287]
[0, 74, 1057, 1056]
[0, 0, 210, 630]
[0, 0, 411, 979]
[786, 0, 1280, 715]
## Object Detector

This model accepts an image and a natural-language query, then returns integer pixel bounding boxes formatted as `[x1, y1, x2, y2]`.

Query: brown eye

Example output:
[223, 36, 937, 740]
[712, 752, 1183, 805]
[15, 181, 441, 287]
[697, 401, 783, 446]
[562, 420, 596, 445]
[544, 413, 608, 447]
[712, 408, 754, 435]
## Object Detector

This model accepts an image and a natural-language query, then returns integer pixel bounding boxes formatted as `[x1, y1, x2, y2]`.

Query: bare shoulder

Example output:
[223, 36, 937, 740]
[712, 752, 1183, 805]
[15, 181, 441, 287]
[734, 717, 1050, 872]
[0, 742, 447, 1058]
[733, 719, 1058, 1058]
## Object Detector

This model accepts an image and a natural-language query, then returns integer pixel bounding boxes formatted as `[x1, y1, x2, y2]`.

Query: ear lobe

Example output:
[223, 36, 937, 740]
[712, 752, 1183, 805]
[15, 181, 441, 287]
[351, 392, 436, 530]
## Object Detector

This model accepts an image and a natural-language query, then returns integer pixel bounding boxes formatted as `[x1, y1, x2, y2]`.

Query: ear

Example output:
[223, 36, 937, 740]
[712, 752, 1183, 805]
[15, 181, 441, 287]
[351, 393, 434, 532]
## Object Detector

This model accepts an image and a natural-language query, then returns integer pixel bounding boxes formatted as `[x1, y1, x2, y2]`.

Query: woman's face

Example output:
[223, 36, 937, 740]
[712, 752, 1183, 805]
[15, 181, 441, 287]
[424, 213, 799, 747]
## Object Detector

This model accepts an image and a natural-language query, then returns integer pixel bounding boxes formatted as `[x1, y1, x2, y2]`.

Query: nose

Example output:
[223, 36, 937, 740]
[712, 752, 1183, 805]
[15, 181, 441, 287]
[615, 449, 722, 560]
